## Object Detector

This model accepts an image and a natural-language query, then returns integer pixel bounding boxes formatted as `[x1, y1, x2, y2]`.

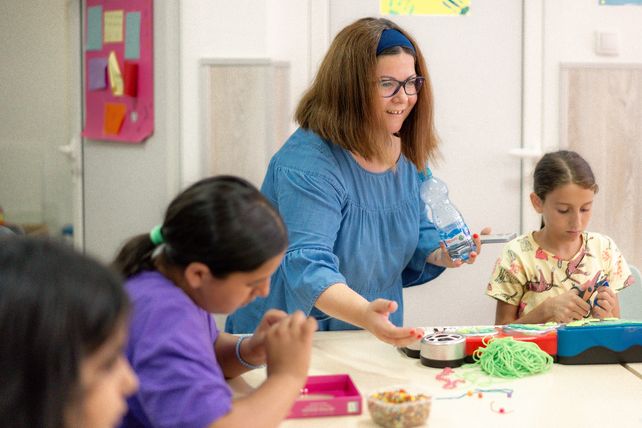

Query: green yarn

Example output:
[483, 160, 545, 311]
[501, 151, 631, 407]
[471, 337, 553, 379]
[505, 322, 557, 331]
[457, 364, 495, 387]
[454, 326, 497, 335]
[566, 317, 637, 327]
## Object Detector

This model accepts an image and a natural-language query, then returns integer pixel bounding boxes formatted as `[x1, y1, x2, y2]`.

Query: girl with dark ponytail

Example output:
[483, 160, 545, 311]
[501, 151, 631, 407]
[487, 151, 635, 325]
[114, 175, 317, 428]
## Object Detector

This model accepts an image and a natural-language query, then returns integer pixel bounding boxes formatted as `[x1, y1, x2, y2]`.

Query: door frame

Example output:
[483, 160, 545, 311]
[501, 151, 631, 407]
[71, 0, 84, 249]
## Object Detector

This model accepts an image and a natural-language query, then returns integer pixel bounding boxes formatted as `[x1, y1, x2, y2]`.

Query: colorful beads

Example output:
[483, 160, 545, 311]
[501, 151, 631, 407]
[370, 388, 429, 404]
[490, 400, 513, 415]
[368, 388, 431, 428]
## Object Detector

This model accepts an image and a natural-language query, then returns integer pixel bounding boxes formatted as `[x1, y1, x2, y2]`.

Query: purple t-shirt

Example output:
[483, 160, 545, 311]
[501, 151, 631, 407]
[120, 271, 232, 428]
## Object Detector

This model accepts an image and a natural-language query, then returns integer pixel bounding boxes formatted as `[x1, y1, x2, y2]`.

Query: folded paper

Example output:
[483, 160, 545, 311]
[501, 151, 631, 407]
[107, 51, 124, 96]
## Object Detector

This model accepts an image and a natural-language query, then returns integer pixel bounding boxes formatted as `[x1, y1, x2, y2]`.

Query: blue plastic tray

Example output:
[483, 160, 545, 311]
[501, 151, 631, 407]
[557, 320, 642, 364]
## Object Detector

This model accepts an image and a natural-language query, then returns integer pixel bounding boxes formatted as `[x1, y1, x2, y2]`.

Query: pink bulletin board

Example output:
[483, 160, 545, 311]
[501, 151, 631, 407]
[82, 0, 153, 143]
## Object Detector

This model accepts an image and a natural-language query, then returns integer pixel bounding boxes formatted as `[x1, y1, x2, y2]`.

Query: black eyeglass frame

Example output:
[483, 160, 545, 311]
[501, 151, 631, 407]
[378, 76, 425, 98]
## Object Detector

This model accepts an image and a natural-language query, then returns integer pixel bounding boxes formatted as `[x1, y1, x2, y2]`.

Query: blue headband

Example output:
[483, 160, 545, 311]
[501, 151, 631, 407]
[376, 29, 415, 55]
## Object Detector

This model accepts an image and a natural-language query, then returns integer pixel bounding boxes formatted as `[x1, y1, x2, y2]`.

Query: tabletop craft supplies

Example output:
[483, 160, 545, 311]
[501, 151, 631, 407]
[385, 320, 642, 427]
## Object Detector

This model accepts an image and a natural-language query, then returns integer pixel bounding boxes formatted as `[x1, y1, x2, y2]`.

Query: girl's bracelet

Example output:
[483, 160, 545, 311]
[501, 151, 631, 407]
[235, 335, 266, 370]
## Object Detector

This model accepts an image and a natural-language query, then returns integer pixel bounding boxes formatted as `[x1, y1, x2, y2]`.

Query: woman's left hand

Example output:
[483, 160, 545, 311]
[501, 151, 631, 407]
[471, 226, 493, 261]
[429, 227, 492, 267]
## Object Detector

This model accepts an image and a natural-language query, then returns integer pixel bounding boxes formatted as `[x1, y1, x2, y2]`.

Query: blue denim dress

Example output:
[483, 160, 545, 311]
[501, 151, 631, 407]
[226, 128, 444, 333]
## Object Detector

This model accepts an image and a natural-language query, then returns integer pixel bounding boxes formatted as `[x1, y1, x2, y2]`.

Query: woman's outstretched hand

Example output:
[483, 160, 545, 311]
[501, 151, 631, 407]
[362, 299, 424, 347]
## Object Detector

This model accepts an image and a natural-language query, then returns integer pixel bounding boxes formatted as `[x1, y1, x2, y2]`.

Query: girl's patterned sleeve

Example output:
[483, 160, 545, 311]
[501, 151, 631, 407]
[486, 243, 526, 306]
[603, 236, 634, 292]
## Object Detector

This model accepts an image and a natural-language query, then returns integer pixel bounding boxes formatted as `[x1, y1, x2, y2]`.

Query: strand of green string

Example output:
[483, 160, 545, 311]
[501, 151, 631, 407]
[470, 337, 554, 378]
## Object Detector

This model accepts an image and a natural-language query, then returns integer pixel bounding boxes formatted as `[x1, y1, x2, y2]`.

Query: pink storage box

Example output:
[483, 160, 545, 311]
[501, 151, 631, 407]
[287, 374, 362, 419]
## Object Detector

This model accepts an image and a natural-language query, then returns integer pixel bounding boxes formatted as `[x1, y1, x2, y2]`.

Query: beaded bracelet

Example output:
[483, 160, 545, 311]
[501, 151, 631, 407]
[235, 335, 266, 370]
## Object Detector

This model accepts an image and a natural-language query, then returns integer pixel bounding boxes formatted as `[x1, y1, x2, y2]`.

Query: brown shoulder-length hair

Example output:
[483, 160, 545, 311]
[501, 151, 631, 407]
[295, 17, 439, 170]
[533, 150, 599, 201]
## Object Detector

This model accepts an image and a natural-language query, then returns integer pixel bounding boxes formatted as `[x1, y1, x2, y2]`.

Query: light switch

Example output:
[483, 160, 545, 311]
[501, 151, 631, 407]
[595, 31, 620, 56]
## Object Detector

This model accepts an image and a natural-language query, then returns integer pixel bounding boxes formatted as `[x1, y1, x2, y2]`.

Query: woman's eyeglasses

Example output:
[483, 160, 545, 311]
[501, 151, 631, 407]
[377, 76, 424, 98]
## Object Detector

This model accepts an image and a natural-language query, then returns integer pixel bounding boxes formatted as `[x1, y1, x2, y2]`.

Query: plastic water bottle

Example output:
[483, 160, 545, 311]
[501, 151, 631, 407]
[420, 169, 477, 261]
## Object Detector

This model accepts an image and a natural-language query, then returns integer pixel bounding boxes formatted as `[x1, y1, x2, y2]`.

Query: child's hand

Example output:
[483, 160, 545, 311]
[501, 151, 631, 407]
[591, 286, 618, 318]
[243, 309, 288, 366]
[545, 291, 592, 323]
[363, 299, 424, 347]
[264, 311, 317, 384]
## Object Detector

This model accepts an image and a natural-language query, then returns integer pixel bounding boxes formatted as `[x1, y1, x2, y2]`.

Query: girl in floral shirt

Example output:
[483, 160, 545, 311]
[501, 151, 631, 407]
[487, 151, 634, 324]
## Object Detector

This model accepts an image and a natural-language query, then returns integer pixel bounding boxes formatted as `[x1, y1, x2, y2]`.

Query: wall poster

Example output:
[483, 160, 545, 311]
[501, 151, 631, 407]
[82, 0, 153, 143]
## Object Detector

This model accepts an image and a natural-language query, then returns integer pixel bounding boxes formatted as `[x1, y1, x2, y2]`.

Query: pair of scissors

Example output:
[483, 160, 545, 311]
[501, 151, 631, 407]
[570, 272, 609, 317]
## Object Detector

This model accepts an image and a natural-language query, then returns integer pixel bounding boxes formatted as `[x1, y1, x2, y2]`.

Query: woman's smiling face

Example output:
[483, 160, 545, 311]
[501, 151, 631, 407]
[375, 52, 418, 134]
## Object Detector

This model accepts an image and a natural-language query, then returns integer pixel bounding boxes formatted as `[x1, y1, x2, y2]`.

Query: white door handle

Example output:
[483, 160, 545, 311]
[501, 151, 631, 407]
[58, 137, 80, 161]
[58, 144, 73, 157]
[57, 137, 82, 177]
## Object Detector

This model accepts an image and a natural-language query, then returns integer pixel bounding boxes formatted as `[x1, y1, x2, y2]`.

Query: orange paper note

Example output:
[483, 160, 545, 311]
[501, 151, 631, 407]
[104, 102, 127, 135]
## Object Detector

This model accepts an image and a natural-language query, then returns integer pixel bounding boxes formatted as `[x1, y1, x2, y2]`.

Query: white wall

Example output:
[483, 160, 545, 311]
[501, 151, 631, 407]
[542, 0, 642, 153]
[83, 0, 181, 261]
[180, 0, 642, 328]
[180, 0, 323, 187]
[0, 0, 73, 234]
[181, 1, 267, 186]
[5, 0, 640, 325]
[521, 0, 642, 232]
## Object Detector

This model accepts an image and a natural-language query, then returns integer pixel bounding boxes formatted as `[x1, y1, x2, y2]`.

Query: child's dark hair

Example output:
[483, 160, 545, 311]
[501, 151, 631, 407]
[0, 237, 129, 428]
[113, 175, 288, 278]
[533, 150, 599, 201]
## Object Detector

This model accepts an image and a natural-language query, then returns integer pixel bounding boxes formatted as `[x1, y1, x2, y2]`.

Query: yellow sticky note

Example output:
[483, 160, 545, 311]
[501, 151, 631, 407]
[104, 10, 124, 43]
[108, 51, 124, 96]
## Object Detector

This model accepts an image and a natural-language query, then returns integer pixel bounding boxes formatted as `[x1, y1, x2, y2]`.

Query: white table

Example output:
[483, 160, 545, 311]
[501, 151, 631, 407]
[229, 331, 642, 427]
[625, 363, 642, 379]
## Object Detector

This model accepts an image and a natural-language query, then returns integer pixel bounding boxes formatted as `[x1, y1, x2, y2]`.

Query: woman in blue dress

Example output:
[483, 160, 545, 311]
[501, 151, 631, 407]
[227, 17, 487, 346]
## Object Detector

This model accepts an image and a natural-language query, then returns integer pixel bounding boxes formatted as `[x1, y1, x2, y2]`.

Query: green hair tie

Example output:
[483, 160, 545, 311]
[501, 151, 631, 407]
[149, 225, 164, 245]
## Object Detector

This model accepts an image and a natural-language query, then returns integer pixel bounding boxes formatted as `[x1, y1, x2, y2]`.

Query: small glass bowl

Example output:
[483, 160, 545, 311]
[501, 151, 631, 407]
[367, 386, 432, 428]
